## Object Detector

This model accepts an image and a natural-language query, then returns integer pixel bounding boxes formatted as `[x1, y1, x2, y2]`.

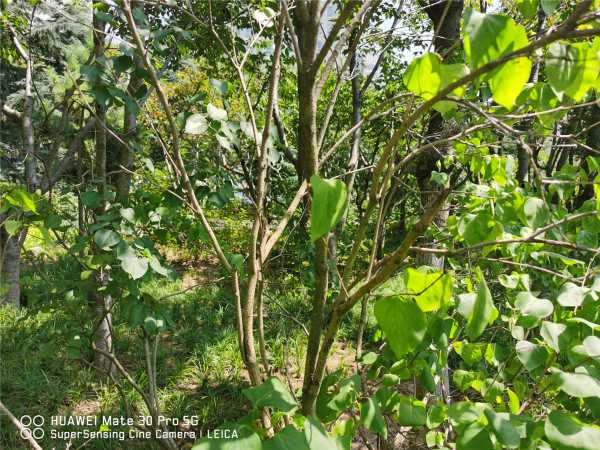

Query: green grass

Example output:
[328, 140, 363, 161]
[2, 256, 358, 449]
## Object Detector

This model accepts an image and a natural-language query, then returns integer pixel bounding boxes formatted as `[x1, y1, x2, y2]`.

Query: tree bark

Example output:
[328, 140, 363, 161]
[89, 5, 115, 377]
[1, 234, 22, 306]
[1, 22, 37, 307]
[116, 3, 143, 204]
[415, 0, 463, 403]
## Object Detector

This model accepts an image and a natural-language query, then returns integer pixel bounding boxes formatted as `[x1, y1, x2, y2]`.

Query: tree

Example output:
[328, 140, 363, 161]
[1, 0, 600, 449]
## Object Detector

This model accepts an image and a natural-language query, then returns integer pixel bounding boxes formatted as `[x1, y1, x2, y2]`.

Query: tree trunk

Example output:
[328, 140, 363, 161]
[293, 2, 332, 416]
[415, 0, 464, 403]
[1, 26, 37, 308]
[574, 102, 600, 209]
[90, 6, 115, 377]
[116, 24, 143, 203]
[1, 234, 22, 307]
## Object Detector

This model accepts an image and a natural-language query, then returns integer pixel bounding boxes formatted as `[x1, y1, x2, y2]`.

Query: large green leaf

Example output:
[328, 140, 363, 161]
[545, 41, 600, 101]
[515, 292, 553, 322]
[456, 422, 494, 450]
[121, 254, 148, 280]
[243, 377, 298, 414]
[4, 219, 21, 236]
[557, 283, 590, 308]
[405, 268, 453, 312]
[403, 53, 468, 111]
[541, 0, 560, 15]
[192, 425, 262, 450]
[185, 113, 208, 135]
[264, 425, 309, 450]
[94, 229, 120, 249]
[458, 210, 503, 246]
[544, 411, 600, 450]
[463, 9, 531, 108]
[360, 397, 387, 439]
[117, 242, 148, 280]
[207, 103, 228, 121]
[374, 296, 427, 358]
[551, 368, 600, 399]
[310, 175, 347, 242]
[484, 409, 521, 448]
[326, 375, 361, 413]
[4, 188, 37, 213]
[516, 0, 538, 18]
[304, 416, 338, 450]
[516, 340, 548, 371]
[448, 401, 487, 426]
[540, 321, 570, 353]
[394, 396, 426, 427]
[583, 335, 600, 360]
[466, 268, 496, 340]
[523, 197, 550, 229]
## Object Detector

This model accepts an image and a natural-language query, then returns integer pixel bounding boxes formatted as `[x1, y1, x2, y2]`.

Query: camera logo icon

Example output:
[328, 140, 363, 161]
[20, 415, 45, 440]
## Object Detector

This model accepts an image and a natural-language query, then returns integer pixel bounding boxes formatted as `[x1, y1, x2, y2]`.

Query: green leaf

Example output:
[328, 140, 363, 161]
[516, 340, 548, 371]
[545, 411, 600, 450]
[192, 425, 262, 450]
[374, 296, 427, 358]
[94, 229, 120, 249]
[551, 368, 600, 399]
[458, 210, 503, 246]
[80, 191, 102, 208]
[184, 113, 208, 135]
[515, 291, 553, 321]
[489, 54, 532, 109]
[327, 375, 361, 412]
[426, 401, 447, 428]
[448, 401, 486, 425]
[210, 78, 230, 96]
[466, 268, 496, 340]
[484, 409, 521, 448]
[360, 398, 387, 439]
[403, 53, 469, 110]
[120, 207, 136, 223]
[5, 188, 36, 213]
[583, 335, 600, 360]
[405, 268, 453, 312]
[148, 255, 169, 277]
[541, 0, 560, 15]
[523, 197, 549, 229]
[264, 425, 309, 450]
[540, 321, 569, 353]
[304, 416, 338, 450]
[456, 422, 494, 450]
[463, 9, 531, 108]
[113, 55, 133, 73]
[557, 282, 590, 308]
[117, 242, 148, 279]
[430, 171, 449, 187]
[394, 396, 426, 427]
[516, 0, 539, 18]
[242, 377, 298, 414]
[207, 103, 228, 121]
[4, 219, 21, 236]
[576, 230, 598, 249]
[121, 254, 148, 280]
[310, 175, 347, 242]
[507, 389, 520, 414]
[546, 42, 600, 101]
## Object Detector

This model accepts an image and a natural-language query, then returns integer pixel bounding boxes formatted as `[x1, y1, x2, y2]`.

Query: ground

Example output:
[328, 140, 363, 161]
[0, 250, 422, 449]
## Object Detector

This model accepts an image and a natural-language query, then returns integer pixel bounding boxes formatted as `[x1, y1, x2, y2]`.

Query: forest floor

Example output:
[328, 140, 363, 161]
[0, 247, 420, 449]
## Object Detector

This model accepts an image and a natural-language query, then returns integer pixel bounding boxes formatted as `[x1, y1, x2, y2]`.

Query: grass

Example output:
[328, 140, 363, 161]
[0, 250, 369, 449]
